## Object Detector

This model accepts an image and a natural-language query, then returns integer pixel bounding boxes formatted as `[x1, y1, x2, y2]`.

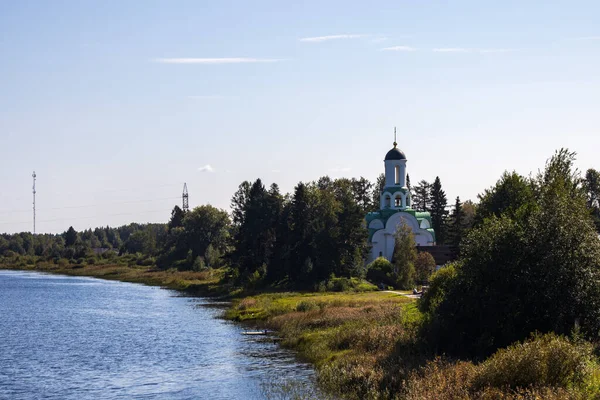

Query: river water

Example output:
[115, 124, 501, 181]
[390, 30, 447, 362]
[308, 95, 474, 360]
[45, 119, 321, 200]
[0, 270, 321, 399]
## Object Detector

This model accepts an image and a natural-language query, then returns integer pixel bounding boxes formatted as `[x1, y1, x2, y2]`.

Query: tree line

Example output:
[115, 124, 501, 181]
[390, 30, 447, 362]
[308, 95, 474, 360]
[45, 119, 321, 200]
[2, 159, 599, 291]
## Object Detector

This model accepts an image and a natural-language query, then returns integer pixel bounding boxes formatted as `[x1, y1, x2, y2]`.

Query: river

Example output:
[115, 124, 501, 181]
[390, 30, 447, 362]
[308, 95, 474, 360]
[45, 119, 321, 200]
[0, 270, 321, 399]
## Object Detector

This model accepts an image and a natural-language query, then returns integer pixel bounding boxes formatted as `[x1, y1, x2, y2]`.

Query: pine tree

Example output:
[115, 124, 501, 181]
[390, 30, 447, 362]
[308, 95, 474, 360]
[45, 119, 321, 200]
[413, 180, 432, 211]
[448, 196, 465, 255]
[371, 173, 385, 210]
[430, 177, 449, 244]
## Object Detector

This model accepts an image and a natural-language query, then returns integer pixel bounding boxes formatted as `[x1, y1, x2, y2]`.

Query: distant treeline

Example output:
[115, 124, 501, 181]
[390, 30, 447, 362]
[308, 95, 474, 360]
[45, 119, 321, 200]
[1, 155, 599, 290]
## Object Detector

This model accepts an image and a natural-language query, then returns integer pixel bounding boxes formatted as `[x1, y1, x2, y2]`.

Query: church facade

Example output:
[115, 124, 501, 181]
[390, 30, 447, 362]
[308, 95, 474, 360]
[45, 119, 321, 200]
[366, 137, 435, 263]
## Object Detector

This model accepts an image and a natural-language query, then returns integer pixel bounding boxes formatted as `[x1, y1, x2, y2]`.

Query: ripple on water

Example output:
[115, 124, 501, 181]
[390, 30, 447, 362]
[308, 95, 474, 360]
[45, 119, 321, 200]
[0, 270, 322, 400]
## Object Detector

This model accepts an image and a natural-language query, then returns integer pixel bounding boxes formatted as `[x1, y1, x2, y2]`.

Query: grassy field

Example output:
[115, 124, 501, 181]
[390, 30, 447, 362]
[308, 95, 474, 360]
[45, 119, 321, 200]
[226, 290, 423, 399]
[226, 291, 600, 400]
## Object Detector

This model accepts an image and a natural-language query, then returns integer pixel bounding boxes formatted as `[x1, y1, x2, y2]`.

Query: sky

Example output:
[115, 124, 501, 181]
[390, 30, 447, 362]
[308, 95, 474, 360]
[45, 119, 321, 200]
[1, 0, 599, 234]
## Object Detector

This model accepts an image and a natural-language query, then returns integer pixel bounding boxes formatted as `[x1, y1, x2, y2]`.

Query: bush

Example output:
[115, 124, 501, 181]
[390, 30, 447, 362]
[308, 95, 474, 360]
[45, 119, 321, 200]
[418, 263, 457, 315]
[473, 333, 596, 390]
[415, 251, 436, 283]
[192, 256, 207, 271]
[366, 257, 394, 287]
[296, 301, 319, 312]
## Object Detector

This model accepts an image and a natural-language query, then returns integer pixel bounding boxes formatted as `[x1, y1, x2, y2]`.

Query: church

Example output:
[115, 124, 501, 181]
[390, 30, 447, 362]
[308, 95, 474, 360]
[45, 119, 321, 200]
[366, 134, 436, 263]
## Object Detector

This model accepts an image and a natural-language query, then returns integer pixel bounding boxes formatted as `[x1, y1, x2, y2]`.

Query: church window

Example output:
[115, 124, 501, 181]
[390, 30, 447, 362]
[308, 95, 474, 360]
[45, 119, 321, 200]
[385, 195, 391, 207]
[395, 195, 401, 207]
[395, 165, 400, 184]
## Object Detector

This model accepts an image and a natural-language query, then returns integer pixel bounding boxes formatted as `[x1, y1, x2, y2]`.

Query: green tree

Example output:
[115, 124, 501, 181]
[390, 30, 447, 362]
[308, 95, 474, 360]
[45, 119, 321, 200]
[476, 171, 535, 225]
[182, 205, 231, 264]
[585, 168, 600, 232]
[413, 180, 432, 211]
[168, 205, 185, 230]
[351, 177, 374, 213]
[64, 226, 78, 247]
[447, 196, 465, 255]
[415, 251, 436, 283]
[426, 149, 600, 358]
[391, 222, 417, 289]
[371, 173, 385, 210]
[430, 177, 449, 244]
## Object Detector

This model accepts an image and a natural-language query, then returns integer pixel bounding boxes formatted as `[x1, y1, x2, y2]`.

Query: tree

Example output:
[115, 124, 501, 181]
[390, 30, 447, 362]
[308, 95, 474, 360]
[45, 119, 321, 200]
[447, 196, 465, 255]
[585, 168, 600, 232]
[430, 177, 449, 244]
[168, 205, 185, 230]
[65, 226, 77, 247]
[351, 177, 374, 213]
[425, 149, 600, 358]
[391, 222, 417, 289]
[413, 180, 432, 211]
[476, 171, 535, 225]
[371, 173, 385, 210]
[183, 205, 231, 264]
[415, 251, 436, 283]
[124, 230, 156, 254]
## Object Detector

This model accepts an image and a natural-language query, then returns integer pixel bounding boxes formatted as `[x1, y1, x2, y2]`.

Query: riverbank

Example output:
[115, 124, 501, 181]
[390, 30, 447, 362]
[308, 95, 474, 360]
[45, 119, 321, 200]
[0, 262, 227, 296]
[4, 262, 600, 399]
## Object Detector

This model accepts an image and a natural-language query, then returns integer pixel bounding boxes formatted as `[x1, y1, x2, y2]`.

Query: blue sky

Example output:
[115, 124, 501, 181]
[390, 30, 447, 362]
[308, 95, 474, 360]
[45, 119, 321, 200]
[1, 0, 599, 234]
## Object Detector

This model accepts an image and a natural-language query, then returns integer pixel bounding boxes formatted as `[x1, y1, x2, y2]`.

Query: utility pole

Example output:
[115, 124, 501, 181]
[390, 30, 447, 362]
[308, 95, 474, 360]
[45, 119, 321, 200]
[32, 171, 36, 234]
[182, 183, 189, 212]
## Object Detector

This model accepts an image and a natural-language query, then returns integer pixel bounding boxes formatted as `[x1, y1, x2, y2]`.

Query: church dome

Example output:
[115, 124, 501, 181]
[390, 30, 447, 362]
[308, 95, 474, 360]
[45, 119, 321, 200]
[385, 146, 406, 160]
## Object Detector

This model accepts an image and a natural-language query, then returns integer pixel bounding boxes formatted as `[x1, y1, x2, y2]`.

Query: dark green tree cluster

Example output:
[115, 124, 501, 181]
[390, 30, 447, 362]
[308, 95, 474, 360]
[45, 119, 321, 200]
[421, 149, 600, 358]
[0, 223, 167, 262]
[230, 177, 370, 287]
[585, 168, 600, 232]
[157, 205, 231, 270]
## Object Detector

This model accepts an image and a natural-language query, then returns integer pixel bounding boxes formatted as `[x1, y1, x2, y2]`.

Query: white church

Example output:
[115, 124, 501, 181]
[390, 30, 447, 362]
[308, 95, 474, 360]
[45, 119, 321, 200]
[366, 135, 436, 263]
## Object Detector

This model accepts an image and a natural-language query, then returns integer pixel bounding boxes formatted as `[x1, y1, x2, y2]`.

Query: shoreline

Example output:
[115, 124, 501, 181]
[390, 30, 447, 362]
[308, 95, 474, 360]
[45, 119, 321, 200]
[0, 263, 416, 399]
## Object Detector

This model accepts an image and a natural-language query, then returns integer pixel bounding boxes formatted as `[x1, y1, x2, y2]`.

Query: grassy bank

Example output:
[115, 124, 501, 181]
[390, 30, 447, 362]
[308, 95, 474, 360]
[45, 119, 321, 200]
[4, 260, 600, 399]
[0, 261, 226, 295]
[227, 292, 600, 400]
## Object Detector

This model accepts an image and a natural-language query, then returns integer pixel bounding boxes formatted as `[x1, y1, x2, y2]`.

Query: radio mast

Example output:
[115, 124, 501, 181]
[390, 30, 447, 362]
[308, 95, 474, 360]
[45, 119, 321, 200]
[32, 171, 36, 234]
[182, 183, 189, 212]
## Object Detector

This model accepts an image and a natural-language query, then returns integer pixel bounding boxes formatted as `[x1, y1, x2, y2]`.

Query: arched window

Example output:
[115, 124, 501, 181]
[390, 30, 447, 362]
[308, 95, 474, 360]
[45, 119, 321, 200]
[395, 165, 400, 184]
[385, 195, 391, 207]
[395, 195, 401, 207]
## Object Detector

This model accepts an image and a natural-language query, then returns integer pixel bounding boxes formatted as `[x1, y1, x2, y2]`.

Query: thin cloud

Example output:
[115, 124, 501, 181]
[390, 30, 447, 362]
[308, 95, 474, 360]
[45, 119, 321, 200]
[155, 58, 282, 64]
[380, 46, 416, 52]
[299, 34, 367, 43]
[198, 165, 214, 173]
[271, 169, 281, 173]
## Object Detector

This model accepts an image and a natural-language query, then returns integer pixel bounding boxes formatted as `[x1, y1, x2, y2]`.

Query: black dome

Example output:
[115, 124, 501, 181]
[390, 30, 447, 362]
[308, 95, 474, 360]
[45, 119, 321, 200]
[385, 147, 406, 160]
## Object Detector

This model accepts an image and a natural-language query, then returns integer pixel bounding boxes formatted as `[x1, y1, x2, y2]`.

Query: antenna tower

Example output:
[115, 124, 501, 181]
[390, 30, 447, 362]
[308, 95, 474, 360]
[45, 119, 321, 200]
[32, 171, 36, 234]
[182, 183, 189, 212]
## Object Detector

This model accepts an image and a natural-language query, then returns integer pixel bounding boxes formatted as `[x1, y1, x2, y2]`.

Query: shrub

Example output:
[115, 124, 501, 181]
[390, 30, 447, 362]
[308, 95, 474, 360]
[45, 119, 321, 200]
[192, 256, 207, 271]
[296, 301, 319, 312]
[473, 333, 596, 390]
[366, 257, 394, 287]
[418, 263, 457, 315]
[415, 251, 436, 283]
